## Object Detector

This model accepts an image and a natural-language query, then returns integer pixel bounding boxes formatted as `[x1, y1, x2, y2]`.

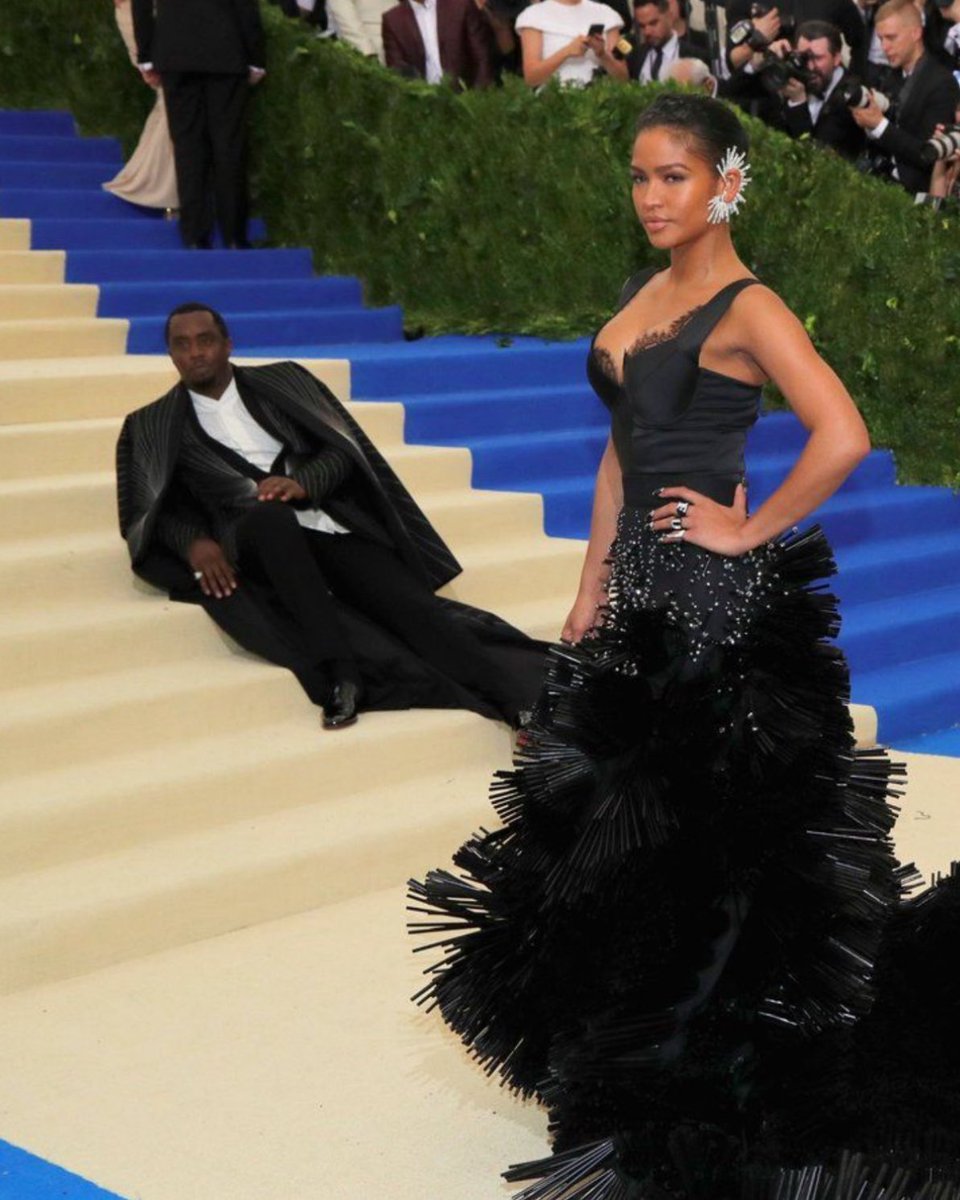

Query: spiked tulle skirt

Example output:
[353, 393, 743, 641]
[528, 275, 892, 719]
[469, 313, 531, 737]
[409, 514, 960, 1200]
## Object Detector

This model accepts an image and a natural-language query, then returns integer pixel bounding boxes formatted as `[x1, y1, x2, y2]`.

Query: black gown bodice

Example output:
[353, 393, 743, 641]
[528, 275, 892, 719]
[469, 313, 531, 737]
[587, 268, 763, 509]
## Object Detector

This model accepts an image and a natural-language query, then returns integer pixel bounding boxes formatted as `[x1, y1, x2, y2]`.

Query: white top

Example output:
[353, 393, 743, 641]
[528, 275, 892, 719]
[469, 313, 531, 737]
[189, 374, 349, 536]
[409, 0, 444, 83]
[516, 0, 623, 87]
[638, 32, 680, 84]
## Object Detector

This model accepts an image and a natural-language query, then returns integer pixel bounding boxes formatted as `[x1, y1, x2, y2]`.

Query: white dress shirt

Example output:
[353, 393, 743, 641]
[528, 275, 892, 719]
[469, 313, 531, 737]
[188, 374, 349, 535]
[409, 0, 444, 83]
[639, 33, 680, 84]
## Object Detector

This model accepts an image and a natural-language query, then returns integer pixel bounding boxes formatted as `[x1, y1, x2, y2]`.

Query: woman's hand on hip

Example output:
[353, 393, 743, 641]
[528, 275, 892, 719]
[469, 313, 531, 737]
[650, 484, 750, 556]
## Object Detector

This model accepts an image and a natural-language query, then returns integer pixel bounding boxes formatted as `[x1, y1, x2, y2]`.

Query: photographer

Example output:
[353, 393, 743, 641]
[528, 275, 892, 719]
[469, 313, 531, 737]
[851, 0, 960, 192]
[778, 21, 868, 157]
[725, 0, 866, 119]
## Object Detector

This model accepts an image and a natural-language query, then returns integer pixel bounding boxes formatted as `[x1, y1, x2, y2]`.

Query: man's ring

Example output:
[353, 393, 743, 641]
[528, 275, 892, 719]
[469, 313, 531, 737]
[670, 516, 684, 531]
[676, 500, 690, 516]
[193, 570, 203, 580]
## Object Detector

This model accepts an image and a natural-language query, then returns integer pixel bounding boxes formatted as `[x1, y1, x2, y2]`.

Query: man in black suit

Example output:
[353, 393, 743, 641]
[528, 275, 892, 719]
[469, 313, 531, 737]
[131, 0, 266, 249]
[725, 0, 866, 122]
[779, 20, 868, 159]
[117, 304, 543, 730]
[629, 0, 710, 81]
[851, 0, 960, 193]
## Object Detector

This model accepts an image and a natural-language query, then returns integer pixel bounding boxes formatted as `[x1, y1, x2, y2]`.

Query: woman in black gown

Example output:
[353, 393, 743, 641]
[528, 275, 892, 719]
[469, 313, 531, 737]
[409, 93, 960, 1199]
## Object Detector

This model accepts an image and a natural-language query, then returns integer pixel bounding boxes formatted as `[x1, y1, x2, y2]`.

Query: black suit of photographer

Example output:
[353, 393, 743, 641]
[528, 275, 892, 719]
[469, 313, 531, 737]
[781, 66, 867, 159]
[871, 52, 960, 193]
[131, 0, 266, 248]
[725, 0, 867, 119]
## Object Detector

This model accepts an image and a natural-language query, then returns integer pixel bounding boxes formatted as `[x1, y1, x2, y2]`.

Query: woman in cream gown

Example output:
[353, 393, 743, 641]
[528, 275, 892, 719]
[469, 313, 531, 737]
[103, 0, 179, 211]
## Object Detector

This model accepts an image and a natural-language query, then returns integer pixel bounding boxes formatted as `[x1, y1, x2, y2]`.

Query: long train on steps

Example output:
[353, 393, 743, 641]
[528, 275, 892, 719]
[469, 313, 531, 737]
[409, 516, 960, 1200]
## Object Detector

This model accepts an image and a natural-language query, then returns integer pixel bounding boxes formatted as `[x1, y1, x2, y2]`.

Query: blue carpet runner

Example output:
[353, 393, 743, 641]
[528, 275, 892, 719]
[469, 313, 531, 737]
[1, 105, 958, 755]
[0, 1141, 126, 1199]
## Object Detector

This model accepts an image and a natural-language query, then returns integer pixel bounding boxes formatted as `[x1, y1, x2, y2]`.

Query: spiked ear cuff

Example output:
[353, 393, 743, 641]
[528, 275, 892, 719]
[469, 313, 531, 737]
[707, 147, 752, 225]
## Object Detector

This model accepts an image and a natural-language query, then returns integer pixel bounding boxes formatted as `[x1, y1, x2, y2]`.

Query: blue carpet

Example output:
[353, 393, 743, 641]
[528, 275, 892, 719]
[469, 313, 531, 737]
[0, 1141, 128, 1199]
[3, 106, 960, 749]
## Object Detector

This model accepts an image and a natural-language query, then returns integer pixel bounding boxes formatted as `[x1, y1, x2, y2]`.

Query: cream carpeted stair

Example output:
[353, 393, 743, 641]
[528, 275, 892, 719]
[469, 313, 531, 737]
[0, 222, 591, 997]
[0, 222, 891, 999]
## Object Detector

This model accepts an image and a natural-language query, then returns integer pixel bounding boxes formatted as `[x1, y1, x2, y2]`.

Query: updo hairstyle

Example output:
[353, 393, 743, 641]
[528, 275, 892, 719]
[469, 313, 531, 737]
[633, 93, 749, 169]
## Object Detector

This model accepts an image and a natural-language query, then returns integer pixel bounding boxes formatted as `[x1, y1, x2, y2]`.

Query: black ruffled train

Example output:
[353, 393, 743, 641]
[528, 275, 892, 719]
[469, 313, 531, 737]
[409, 512, 960, 1200]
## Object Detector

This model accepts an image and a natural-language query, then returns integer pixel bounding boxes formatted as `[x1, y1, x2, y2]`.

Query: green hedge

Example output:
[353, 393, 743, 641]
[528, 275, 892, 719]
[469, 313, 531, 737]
[2, 1, 959, 484]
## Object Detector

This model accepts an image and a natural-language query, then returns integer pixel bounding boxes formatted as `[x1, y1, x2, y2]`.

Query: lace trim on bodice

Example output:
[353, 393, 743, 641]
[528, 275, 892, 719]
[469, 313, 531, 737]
[592, 303, 705, 388]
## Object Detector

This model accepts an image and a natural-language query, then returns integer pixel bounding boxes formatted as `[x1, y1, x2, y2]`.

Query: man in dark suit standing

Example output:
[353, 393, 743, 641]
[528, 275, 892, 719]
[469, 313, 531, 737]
[628, 0, 710, 81]
[851, 0, 960, 193]
[131, 0, 266, 249]
[382, 0, 493, 86]
[779, 21, 867, 159]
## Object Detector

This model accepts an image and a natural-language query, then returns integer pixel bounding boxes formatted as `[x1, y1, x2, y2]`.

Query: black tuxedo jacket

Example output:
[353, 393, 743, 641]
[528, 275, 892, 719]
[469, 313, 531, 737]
[382, 0, 493, 87]
[131, 0, 266, 73]
[118, 362, 459, 595]
[874, 53, 960, 193]
[628, 35, 711, 80]
[781, 70, 867, 161]
[116, 362, 543, 713]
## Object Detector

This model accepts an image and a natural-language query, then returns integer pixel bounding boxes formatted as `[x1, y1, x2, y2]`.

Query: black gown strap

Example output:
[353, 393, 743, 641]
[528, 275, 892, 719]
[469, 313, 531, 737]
[674, 277, 760, 355]
[616, 266, 660, 311]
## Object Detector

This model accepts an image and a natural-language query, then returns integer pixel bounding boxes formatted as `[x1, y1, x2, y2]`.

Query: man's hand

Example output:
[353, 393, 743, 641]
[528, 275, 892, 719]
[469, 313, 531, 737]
[851, 93, 885, 129]
[781, 76, 807, 103]
[139, 66, 162, 88]
[564, 34, 590, 59]
[249, 67, 267, 86]
[187, 537, 238, 599]
[585, 31, 606, 57]
[752, 8, 781, 44]
[767, 37, 791, 57]
[257, 476, 307, 503]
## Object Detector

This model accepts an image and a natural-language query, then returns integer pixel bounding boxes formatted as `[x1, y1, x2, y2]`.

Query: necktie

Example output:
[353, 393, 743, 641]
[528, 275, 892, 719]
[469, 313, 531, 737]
[651, 45, 663, 79]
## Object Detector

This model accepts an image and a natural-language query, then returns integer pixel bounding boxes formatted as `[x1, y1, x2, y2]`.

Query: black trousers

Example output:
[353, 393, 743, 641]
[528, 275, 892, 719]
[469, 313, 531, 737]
[162, 71, 250, 247]
[234, 503, 519, 717]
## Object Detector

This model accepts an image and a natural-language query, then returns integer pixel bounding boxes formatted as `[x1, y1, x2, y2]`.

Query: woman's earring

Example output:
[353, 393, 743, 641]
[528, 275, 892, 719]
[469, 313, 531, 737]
[707, 147, 752, 225]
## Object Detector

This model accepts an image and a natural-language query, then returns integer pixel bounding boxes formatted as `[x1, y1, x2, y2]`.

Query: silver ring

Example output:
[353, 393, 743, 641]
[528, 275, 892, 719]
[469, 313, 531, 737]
[670, 528, 686, 541]
[193, 570, 203, 580]
[676, 500, 690, 516]
[670, 516, 684, 531]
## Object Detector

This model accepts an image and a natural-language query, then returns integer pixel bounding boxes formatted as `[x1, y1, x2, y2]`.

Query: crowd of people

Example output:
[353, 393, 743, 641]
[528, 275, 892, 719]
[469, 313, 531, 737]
[114, 0, 960, 253]
[269, 0, 960, 204]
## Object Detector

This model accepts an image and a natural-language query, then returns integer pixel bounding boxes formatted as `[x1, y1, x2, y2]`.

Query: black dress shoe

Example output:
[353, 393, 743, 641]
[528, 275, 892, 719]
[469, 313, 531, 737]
[322, 679, 361, 730]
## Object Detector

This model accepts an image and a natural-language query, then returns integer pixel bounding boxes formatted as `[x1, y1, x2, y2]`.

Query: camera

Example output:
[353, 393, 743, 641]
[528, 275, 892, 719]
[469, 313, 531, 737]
[758, 47, 819, 91]
[728, 18, 770, 47]
[920, 125, 960, 164]
[834, 76, 891, 110]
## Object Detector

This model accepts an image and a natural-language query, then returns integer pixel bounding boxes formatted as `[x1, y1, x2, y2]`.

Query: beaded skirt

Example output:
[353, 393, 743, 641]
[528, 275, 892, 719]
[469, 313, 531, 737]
[409, 515, 960, 1199]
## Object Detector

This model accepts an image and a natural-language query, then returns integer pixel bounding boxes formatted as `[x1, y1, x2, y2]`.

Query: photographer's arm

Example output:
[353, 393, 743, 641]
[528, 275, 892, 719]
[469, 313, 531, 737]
[870, 77, 960, 166]
[561, 435, 622, 642]
[728, 287, 871, 553]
